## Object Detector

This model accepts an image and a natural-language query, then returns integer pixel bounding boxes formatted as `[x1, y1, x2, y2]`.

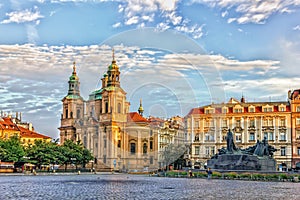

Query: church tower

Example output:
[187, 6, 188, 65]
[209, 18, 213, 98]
[59, 62, 84, 144]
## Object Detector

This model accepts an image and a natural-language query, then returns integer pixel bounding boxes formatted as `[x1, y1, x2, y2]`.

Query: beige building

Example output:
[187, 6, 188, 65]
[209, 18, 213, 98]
[289, 89, 300, 168]
[186, 97, 293, 171]
[59, 54, 186, 172]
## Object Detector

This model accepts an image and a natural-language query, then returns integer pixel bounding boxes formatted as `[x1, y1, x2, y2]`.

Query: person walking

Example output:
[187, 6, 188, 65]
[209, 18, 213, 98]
[206, 168, 212, 180]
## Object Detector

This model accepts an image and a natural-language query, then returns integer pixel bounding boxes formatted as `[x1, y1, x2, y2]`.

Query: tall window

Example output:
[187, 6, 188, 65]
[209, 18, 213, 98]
[264, 132, 274, 141]
[280, 119, 285, 126]
[65, 108, 68, 118]
[105, 102, 109, 113]
[222, 119, 227, 127]
[83, 136, 87, 147]
[249, 119, 255, 127]
[236, 119, 241, 127]
[297, 130, 300, 139]
[210, 147, 215, 155]
[249, 133, 255, 141]
[235, 134, 241, 142]
[296, 118, 300, 125]
[117, 103, 121, 113]
[280, 147, 286, 156]
[297, 106, 300, 112]
[77, 109, 80, 119]
[195, 146, 200, 155]
[104, 139, 107, 148]
[297, 147, 300, 155]
[143, 143, 147, 154]
[150, 141, 153, 150]
[280, 132, 286, 141]
[130, 143, 136, 154]
[210, 120, 215, 127]
[103, 155, 106, 163]
[150, 156, 154, 164]
[117, 140, 121, 148]
[205, 147, 210, 156]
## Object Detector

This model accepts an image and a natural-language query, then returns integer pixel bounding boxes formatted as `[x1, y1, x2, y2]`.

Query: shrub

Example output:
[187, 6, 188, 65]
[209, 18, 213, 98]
[239, 173, 251, 179]
[279, 174, 288, 180]
[225, 172, 238, 179]
[212, 171, 222, 178]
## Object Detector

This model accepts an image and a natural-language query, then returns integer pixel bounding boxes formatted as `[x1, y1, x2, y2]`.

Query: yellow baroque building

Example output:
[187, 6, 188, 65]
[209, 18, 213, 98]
[0, 115, 51, 145]
[59, 54, 186, 172]
[185, 96, 300, 171]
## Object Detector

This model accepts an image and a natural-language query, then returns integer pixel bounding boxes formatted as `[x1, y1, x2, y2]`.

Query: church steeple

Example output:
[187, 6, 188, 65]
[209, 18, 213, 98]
[138, 99, 144, 116]
[107, 48, 120, 87]
[68, 61, 80, 96]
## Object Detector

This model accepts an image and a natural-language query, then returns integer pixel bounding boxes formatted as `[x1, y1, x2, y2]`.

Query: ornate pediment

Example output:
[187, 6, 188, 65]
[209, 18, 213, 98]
[233, 126, 243, 133]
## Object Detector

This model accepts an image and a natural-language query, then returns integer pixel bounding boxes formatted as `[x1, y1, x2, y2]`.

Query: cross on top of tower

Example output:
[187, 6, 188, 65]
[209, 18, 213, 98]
[112, 48, 116, 63]
[73, 61, 76, 74]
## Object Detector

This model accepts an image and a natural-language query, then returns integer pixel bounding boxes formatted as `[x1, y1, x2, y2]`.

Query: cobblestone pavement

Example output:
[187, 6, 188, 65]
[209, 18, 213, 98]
[0, 174, 299, 200]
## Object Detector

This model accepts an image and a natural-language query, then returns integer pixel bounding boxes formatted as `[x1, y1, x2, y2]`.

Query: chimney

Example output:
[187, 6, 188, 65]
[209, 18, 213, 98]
[29, 123, 33, 131]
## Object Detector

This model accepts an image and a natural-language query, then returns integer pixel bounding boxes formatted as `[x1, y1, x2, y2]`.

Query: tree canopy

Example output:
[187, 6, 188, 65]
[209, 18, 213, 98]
[0, 137, 93, 170]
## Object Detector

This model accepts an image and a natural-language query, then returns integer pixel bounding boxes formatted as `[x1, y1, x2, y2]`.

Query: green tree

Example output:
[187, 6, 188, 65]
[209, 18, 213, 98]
[161, 144, 187, 171]
[61, 140, 93, 171]
[0, 135, 25, 162]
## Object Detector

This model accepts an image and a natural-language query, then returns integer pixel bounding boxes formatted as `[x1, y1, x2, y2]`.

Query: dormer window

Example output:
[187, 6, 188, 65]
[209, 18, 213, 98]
[263, 105, 273, 112]
[205, 108, 214, 114]
[222, 107, 228, 114]
[279, 106, 286, 112]
[234, 108, 243, 113]
[248, 106, 255, 113]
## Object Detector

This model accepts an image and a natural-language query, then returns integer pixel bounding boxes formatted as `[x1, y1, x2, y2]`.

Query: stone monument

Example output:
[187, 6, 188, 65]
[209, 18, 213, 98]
[207, 129, 277, 171]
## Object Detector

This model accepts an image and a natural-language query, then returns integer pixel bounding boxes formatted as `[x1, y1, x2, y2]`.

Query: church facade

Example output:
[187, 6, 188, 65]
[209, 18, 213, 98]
[59, 53, 186, 172]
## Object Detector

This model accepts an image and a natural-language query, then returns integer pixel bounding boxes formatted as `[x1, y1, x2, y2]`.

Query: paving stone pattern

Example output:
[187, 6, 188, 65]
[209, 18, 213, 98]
[0, 174, 299, 200]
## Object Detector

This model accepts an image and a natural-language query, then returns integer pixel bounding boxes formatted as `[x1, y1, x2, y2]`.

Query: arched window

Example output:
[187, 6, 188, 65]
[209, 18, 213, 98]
[65, 109, 68, 118]
[130, 143, 136, 154]
[117, 103, 121, 113]
[70, 111, 73, 118]
[143, 143, 147, 154]
[77, 109, 80, 119]
[83, 136, 87, 147]
[105, 102, 109, 113]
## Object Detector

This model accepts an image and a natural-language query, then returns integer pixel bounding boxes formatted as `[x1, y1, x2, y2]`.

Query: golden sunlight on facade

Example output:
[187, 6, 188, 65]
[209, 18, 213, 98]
[0, 113, 51, 145]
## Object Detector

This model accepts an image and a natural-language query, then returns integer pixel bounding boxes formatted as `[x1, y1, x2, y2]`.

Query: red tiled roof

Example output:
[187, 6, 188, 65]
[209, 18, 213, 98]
[0, 117, 19, 131]
[127, 112, 148, 123]
[187, 108, 204, 115]
[18, 126, 51, 139]
[186, 99, 291, 116]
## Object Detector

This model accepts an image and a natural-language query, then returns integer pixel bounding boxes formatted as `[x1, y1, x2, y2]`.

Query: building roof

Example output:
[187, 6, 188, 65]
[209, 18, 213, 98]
[0, 117, 19, 131]
[18, 126, 51, 140]
[127, 112, 148, 123]
[186, 98, 291, 117]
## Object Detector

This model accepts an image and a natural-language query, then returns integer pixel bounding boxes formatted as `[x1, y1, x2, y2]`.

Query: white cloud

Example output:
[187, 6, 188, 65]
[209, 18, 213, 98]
[0, 43, 290, 138]
[125, 16, 139, 25]
[221, 10, 228, 17]
[112, 22, 121, 28]
[1, 8, 44, 24]
[293, 25, 300, 30]
[190, 0, 300, 24]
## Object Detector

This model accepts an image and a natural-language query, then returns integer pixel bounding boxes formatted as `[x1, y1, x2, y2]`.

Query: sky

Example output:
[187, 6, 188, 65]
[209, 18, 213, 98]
[1, 0, 300, 139]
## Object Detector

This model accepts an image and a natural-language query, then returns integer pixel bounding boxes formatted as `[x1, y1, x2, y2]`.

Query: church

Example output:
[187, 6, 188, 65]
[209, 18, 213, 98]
[59, 51, 186, 172]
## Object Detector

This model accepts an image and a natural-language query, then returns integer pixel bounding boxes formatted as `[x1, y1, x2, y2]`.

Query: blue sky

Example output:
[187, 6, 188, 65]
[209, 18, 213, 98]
[1, 0, 300, 139]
